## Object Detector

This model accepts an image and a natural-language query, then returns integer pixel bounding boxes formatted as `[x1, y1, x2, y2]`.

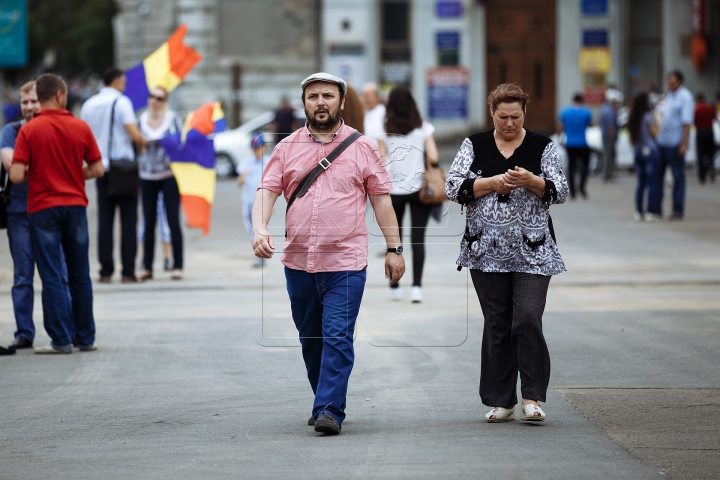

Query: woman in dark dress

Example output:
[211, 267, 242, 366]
[445, 83, 569, 423]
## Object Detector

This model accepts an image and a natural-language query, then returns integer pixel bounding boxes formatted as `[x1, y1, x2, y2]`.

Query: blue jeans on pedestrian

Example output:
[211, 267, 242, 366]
[634, 147, 661, 214]
[29, 206, 95, 350]
[284, 267, 367, 425]
[7, 213, 74, 343]
[658, 146, 686, 216]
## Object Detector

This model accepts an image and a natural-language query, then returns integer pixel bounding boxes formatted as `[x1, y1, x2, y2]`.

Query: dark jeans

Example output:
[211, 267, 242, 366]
[602, 139, 616, 180]
[285, 267, 367, 426]
[658, 146, 686, 216]
[565, 147, 590, 198]
[390, 191, 430, 288]
[7, 213, 73, 342]
[634, 147, 661, 214]
[696, 129, 716, 183]
[96, 175, 138, 278]
[470, 270, 552, 407]
[140, 177, 183, 271]
[28, 206, 95, 350]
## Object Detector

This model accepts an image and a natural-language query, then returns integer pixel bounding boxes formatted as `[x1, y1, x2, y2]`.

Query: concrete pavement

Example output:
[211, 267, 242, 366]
[0, 159, 718, 478]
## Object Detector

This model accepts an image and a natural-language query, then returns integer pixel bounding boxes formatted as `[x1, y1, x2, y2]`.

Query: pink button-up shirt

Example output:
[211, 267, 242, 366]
[260, 122, 392, 273]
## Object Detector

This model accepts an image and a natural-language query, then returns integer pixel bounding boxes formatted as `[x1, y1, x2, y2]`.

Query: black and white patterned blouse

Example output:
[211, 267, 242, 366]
[445, 130, 569, 276]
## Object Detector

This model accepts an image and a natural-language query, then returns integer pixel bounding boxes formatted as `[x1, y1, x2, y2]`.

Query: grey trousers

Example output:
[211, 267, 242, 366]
[470, 270, 552, 407]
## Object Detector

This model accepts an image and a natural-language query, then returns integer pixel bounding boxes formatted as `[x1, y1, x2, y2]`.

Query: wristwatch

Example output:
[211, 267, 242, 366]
[387, 245, 403, 255]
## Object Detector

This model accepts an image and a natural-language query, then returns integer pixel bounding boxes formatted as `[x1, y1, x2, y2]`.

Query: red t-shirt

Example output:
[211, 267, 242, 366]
[12, 109, 101, 214]
[694, 102, 716, 131]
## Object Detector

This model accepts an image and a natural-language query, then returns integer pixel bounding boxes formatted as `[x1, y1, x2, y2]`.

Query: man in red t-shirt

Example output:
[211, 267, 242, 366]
[10, 74, 105, 354]
[694, 93, 717, 183]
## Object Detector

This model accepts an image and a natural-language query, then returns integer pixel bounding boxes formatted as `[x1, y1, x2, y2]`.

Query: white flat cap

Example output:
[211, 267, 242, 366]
[300, 72, 347, 95]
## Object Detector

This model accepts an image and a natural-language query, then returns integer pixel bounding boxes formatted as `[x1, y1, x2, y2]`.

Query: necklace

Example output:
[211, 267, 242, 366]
[495, 129, 525, 157]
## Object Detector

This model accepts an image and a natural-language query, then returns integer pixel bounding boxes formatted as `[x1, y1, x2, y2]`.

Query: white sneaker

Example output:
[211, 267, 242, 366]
[389, 287, 402, 301]
[645, 213, 660, 222]
[633, 212, 643, 222]
[410, 286, 423, 303]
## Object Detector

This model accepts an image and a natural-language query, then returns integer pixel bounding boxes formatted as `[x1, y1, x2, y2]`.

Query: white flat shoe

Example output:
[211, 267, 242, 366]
[389, 287, 402, 301]
[521, 403, 546, 421]
[485, 406, 515, 423]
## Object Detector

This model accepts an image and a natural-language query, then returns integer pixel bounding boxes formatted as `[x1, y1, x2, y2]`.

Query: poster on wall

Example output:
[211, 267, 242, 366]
[427, 66, 468, 120]
[325, 44, 367, 88]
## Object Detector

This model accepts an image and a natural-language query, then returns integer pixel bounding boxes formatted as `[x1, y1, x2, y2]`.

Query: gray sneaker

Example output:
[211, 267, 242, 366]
[78, 344, 98, 352]
[308, 417, 315, 426]
[314, 413, 341, 435]
[34, 344, 72, 354]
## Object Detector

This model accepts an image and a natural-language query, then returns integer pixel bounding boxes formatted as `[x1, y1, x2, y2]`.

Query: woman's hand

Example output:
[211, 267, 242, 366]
[503, 167, 546, 198]
[490, 174, 513, 195]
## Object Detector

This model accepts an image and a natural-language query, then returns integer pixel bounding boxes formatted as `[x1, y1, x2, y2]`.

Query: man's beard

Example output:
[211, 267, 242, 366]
[305, 106, 341, 132]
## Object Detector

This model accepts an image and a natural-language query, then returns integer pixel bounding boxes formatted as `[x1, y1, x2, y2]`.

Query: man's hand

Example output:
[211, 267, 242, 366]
[252, 228, 275, 259]
[385, 252, 405, 285]
[679, 143, 687, 156]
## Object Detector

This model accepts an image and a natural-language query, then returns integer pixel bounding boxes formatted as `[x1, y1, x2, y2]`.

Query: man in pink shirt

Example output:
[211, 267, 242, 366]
[253, 73, 405, 435]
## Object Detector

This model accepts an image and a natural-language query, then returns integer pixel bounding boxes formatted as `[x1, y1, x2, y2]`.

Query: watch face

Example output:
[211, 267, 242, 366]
[396, 245, 403, 254]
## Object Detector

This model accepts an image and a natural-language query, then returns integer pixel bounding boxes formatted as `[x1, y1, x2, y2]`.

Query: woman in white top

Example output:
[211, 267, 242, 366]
[378, 86, 440, 303]
[136, 86, 184, 281]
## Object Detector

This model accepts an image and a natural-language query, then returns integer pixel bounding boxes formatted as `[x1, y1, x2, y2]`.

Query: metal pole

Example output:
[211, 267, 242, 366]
[0, 69, 5, 125]
[231, 64, 242, 129]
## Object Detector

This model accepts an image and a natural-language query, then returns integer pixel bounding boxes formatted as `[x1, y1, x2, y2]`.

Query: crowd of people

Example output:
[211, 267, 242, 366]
[1, 67, 187, 355]
[558, 69, 718, 221]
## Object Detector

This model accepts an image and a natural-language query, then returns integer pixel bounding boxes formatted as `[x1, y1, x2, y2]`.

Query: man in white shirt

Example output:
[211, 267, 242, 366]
[80, 67, 146, 282]
[361, 82, 386, 147]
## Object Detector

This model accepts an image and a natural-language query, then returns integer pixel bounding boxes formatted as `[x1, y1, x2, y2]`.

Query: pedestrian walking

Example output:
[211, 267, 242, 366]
[236, 133, 269, 268]
[656, 70, 694, 220]
[136, 86, 184, 281]
[377, 86, 438, 303]
[446, 83, 569, 423]
[557, 93, 593, 199]
[1, 81, 74, 350]
[340, 85, 364, 133]
[600, 88, 623, 181]
[361, 82, 386, 146]
[627, 92, 661, 221]
[80, 67, 147, 282]
[10, 73, 105, 354]
[138, 192, 174, 272]
[252, 73, 404, 435]
[694, 92, 717, 184]
[270, 96, 299, 144]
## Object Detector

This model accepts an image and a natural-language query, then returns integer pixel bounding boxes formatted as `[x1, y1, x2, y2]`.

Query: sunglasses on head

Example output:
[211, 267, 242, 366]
[148, 94, 166, 102]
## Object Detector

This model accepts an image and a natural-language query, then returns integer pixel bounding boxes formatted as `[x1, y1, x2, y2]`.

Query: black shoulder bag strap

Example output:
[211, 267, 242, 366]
[107, 98, 119, 161]
[284, 131, 362, 237]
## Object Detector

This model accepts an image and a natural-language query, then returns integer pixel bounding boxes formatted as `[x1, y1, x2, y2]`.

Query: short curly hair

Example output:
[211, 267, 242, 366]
[487, 83, 530, 112]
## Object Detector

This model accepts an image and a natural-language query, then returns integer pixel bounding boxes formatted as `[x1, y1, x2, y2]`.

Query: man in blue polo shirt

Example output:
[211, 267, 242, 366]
[558, 93, 593, 199]
[656, 70, 694, 220]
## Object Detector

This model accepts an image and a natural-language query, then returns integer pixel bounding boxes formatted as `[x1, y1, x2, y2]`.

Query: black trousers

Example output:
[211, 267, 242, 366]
[140, 177, 183, 271]
[470, 270, 552, 407]
[390, 191, 431, 288]
[96, 175, 138, 278]
[696, 129, 716, 183]
[565, 147, 590, 198]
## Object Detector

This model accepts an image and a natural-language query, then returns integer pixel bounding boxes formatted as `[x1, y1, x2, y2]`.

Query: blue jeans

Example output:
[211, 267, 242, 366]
[29, 206, 95, 350]
[658, 146, 686, 216]
[634, 147, 661, 214]
[284, 267, 367, 425]
[7, 213, 74, 342]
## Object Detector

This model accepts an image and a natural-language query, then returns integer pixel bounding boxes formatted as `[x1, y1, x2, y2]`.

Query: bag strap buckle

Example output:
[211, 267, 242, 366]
[319, 157, 331, 170]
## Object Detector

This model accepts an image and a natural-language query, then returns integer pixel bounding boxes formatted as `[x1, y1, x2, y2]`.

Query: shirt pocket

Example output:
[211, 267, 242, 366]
[519, 228, 550, 266]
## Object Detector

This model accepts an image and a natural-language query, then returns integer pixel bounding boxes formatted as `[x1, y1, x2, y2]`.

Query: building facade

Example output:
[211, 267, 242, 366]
[115, 0, 720, 136]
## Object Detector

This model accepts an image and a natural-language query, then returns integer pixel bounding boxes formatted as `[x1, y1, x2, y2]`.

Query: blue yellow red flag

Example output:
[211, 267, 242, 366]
[125, 24, 202, 111]
[159, 102, 226, 235]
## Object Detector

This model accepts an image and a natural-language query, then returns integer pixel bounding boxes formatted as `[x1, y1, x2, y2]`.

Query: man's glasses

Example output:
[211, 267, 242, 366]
[148, 95, 166, 102]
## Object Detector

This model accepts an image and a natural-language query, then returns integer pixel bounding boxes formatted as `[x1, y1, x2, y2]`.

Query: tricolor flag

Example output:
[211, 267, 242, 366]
[160, 102, 226, 235]
[125, 24, 202, 111]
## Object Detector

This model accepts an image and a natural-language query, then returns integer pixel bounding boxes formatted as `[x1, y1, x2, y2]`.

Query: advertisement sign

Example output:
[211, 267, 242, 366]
[0, 0, 28, 67]
[436, 1, 462, 18]
[582, 29, 608, 47]
[579, 47, 611, 74]
[581, 0, 608, 16]
[427, 66, 468, 120]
